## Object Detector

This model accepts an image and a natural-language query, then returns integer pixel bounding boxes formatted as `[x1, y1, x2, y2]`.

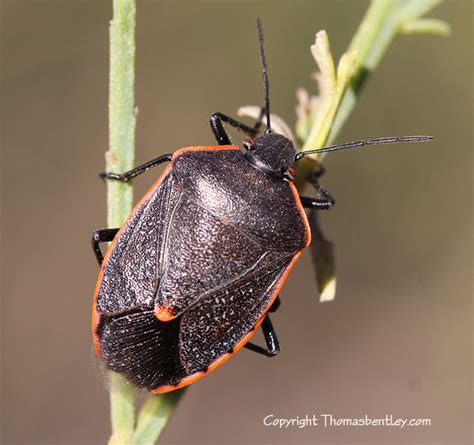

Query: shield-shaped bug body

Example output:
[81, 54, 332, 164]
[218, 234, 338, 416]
[91, 20, 432, 393]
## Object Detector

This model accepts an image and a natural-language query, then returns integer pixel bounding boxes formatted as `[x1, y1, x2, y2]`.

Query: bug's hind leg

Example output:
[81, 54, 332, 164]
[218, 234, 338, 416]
[244, 314, 280, 358]
[91, 228, 119, 266]
[100, 153, 172, 182]
[210, 110, 265, 145]
[299, 171, 335, 210]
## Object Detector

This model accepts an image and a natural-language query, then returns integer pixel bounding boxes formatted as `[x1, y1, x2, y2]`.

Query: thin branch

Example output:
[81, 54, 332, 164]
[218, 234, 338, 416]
[131, 390, 186, 445]
[106, 0, 137, 444]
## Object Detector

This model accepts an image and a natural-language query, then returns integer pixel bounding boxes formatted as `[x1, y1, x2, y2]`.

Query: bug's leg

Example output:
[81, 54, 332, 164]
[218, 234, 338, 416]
[268, 295, 281, 313]
[300, 195, 334, 210]
[100, 153, 172, 182]
[91, 228, 119, 266]
[299, 172, 335, 210]
[210, 112, 262, 145]
[244, 315, 280, 357]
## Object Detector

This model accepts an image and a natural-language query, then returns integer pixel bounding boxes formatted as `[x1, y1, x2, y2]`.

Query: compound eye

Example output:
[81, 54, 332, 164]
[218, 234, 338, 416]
[243, 138, 256, 151]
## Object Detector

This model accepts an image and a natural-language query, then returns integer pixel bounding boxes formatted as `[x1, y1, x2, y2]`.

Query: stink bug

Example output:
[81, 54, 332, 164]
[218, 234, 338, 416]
[91, 20, 432, 394]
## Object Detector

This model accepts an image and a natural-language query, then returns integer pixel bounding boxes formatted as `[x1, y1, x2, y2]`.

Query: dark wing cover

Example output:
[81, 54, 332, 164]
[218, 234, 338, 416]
[179, 250, 294, 375]
[98, 310, 186, 389]
[98, 249, 294, 390]
[155, 193, 270, 318]
[95, 169, 190, 389]
[96, 170, 181, 315]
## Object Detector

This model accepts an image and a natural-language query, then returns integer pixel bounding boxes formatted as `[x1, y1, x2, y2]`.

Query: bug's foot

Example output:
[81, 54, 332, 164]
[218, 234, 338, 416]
[99, 172, 130, 182]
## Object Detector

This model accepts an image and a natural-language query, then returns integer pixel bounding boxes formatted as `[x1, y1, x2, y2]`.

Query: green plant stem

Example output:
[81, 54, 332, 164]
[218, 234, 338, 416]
[131, 390, 186, 445]
[106, 0, 137, 444]
[327, 0, 446, 144]
[107, 0, 136, 228]
[295, 0, 391, 190]
[106, 1, 185, 444]
[108, 373, 136, 445]
[295, 0, 447, 190]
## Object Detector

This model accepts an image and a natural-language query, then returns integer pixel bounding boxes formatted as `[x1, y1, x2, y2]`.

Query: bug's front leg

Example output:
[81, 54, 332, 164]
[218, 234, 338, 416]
[100, 153, 172, 182]
[299, 171, 335, 210]
[91, 228, 120, 266]
[209, 110, 265, 145]
[244, 314, 280, 358]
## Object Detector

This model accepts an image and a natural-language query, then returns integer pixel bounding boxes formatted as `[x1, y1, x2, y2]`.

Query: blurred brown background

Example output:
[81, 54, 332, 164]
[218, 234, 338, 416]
[1, 1, 472, 444]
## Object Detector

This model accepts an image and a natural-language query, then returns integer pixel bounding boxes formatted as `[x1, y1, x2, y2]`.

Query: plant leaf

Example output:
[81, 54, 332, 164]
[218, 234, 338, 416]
[308, 209, 336, 302]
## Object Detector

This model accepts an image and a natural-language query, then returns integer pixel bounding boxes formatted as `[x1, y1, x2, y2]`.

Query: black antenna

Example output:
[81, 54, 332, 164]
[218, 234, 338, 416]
[256, 18, 271, 133]
[295, 135, 433, 161]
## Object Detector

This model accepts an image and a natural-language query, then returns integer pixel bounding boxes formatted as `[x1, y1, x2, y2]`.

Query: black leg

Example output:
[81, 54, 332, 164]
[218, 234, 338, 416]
[100, 153, 172, 182]
[91, 228, 120, 266]
[300, 195, 334, 210]
[300, 172, 335, 210]
[210, 111, 264, 145]
[268, 295, 281, 313]
[244, 315, 280, 357]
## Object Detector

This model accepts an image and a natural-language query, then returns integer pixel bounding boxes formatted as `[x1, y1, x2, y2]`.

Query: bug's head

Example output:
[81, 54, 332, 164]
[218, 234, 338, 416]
[243, 133, 297, 181]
